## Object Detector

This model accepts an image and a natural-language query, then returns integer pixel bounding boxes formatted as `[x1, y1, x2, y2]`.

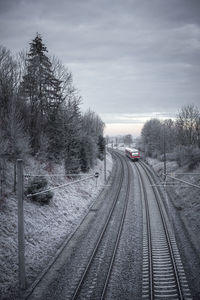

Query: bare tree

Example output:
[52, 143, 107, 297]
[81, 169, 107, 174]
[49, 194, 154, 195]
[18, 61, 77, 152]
[163, 119, 175, 152]
[80, 110, 105, 171]
[123, 134, 133, 147]
[176, 104, 200, 146]
[0, 46, 18, 117]
[51, 55, 75, 99]
[141, 119, 162, 157]
[0, 45, 30, 193]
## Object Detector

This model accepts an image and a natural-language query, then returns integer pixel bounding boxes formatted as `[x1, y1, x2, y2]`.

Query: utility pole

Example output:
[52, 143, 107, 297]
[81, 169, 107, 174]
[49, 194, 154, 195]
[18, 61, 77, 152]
[14, 160, 17, 193]
[17, 159, 26, 290]
[104, 147, 107, 184]
[163, 123, 166, 181]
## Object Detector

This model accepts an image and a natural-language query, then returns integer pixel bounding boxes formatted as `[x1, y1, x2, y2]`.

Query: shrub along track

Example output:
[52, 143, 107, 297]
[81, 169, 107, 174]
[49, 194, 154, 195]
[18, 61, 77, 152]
[134, 160, 192, 299]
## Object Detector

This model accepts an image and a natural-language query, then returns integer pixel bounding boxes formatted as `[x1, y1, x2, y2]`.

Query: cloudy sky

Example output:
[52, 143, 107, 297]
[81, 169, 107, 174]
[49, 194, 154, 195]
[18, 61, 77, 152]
[0, 0, 200, 136]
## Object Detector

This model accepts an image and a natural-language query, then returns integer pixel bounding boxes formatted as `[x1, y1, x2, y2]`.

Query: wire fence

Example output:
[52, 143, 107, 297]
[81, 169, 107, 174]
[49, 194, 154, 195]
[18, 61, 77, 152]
[26, 175, 95, 198]
[151, 172, 200, 189]
[24, 173, 92, 177]
[166, 174, 200, 190]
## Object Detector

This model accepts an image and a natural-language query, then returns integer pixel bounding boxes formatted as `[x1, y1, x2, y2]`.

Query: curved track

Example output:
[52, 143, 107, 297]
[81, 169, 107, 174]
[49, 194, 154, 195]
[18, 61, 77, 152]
[71, 151, 131, 299]
[134, 160, 192, 299]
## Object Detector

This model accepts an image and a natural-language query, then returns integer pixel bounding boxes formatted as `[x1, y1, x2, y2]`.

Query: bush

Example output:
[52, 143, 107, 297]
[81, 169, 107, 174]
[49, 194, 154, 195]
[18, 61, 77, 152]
[175, 145, 188, 167]
[188, 147, 200, 170]
[166, 152, 177, 161]
[26, 176, 53, 204]
[175, 145, 200, 169]
[98, 152, 104, 161]
[159, 152, 176, 162]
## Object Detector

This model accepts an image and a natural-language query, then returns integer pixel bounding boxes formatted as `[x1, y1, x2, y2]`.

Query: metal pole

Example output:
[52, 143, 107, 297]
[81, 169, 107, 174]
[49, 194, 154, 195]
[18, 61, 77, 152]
[14, 160, 17, 193]
[163, 124, 166, 181]
[17, 159, 26, 290]
[0, 163, 2, 197]
[104, 148, 107, 184]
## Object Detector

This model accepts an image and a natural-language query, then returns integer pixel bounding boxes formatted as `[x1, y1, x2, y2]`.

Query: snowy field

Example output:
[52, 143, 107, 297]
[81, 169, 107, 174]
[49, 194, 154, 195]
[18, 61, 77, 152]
[146, 157, 200, 254]
[0, 153, 113, 299]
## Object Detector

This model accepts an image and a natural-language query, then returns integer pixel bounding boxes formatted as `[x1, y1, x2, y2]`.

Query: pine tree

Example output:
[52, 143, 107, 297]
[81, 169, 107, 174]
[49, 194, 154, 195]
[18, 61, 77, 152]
[64, 98, 82, 174]
[80, 134, 96, 172]
[46, 108, 65, 162]
[20, 33, 63, 154]
[97, 135, 105, 160]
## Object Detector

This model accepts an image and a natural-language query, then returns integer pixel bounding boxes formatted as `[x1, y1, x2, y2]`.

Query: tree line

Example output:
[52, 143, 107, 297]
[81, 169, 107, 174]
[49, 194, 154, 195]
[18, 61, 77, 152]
[105, 134, 134, 148]
[0, 33, 105, 194]
[139, 104, 200, 168]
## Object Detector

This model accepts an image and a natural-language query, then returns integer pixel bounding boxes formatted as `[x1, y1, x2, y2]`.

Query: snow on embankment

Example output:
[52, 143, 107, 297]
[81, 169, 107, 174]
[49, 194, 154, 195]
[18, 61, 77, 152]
[0, 152, 113, 299]
[146, 157, 200, 253]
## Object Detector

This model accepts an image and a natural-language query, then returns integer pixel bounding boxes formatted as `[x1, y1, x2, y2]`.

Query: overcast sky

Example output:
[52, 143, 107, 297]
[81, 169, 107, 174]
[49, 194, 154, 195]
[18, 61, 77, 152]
[0, 0, 200, 136]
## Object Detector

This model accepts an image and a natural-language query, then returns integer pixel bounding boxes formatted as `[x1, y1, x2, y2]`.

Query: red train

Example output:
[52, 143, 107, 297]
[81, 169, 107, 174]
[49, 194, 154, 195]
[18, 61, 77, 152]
[125, 147, 140, 160]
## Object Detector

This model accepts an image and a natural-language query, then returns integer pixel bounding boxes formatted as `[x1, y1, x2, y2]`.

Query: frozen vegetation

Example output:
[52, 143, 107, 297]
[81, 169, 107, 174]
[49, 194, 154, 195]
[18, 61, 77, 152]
[0, 33, 109, 299]
[0, 152, 113, 299]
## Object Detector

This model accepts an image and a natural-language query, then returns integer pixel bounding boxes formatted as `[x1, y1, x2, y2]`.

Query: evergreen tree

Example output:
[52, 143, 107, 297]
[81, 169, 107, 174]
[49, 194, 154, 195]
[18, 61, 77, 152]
[97, 135, 105, 160]
[80, 134, 96, 172]
[64, 98, 82, 174]
[20, 33, 63, 154]
[46, 108, 65, 162]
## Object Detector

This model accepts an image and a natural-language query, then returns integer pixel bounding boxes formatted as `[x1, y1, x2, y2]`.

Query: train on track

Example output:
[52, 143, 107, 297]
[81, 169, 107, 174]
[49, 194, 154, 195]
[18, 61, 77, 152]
[125, 147, 140, 160]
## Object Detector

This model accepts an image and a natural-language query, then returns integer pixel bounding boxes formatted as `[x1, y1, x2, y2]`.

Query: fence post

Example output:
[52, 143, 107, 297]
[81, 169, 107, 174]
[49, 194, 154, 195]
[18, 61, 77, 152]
[17, 159, 26, 290]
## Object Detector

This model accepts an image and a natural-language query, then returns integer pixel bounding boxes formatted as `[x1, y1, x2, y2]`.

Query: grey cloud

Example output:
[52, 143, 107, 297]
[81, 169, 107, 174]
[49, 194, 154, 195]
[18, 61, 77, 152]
[0, 0, 200, 129]
[0, 0, 22, 14]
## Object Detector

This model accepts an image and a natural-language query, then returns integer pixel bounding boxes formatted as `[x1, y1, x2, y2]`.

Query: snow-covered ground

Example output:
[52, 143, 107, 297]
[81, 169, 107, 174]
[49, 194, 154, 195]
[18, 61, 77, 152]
[0, 152, 113, 299]
[146, 157, 200, 253]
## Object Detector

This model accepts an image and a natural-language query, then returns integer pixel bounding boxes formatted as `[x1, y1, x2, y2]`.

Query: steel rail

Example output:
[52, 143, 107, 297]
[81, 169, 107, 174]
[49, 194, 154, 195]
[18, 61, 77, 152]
[100, 151, 131, 299]
[71, 151, 126, 299]
[138, 160, 184, 300]
[134, 162, 154, 300]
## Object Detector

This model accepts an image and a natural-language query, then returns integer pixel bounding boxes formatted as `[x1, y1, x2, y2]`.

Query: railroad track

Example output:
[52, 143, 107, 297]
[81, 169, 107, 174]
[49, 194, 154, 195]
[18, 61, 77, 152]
[70, 151, 131, 299]
[134, 160, 192, 299]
